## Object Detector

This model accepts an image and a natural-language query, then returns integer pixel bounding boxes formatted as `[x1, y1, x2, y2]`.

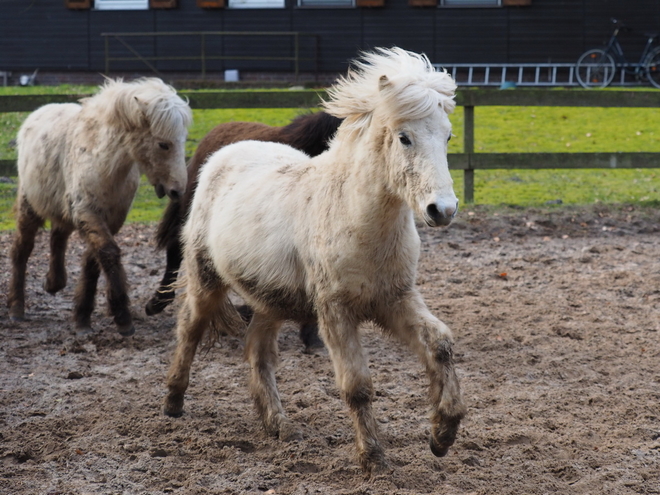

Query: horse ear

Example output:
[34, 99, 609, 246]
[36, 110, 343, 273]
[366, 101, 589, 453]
[133, 96, 150, 127]
[378, 75, 391, 91]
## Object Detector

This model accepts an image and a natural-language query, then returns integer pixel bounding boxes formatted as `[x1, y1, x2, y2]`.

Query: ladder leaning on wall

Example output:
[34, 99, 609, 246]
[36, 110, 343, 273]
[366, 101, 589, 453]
[433, 63, 580, 87]
[434, 62, 658, 87]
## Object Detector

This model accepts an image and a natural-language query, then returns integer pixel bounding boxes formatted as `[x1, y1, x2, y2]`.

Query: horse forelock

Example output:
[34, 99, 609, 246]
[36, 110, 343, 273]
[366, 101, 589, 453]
[85, 77, 192, 139]
[134, 79, 192, 140]
[322, 47, 456, 132]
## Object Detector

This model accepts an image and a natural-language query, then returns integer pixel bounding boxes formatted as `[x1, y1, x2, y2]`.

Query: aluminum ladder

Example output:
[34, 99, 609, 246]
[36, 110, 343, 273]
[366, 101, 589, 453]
[433, 63, 579, 87]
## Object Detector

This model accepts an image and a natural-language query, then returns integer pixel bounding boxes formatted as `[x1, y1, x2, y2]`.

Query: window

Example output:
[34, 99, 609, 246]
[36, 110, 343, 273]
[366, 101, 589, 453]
[298, 0, 355, 6]
[95, 0, 149, 9]
[227, 0, 285, 8]
[441, 0, 500, 6]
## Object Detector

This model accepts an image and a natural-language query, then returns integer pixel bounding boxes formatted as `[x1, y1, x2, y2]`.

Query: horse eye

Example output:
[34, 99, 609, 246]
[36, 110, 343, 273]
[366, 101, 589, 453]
[399, 134, 412, 146]
[447, 134, 452, 143]
[158, 142, 170, 151]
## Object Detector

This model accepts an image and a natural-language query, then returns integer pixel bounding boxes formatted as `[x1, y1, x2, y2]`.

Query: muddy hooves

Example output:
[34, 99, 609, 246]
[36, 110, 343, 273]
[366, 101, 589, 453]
[163, 394, 184, 417]
[117, 323, 135, 337]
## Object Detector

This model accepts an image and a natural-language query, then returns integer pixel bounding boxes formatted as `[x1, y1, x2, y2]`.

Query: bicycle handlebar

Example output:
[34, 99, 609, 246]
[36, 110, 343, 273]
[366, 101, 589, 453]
[611, 18, 633, 34]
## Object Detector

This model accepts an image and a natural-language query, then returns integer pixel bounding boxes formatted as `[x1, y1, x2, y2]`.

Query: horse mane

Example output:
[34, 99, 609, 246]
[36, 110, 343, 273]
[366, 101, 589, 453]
[322, 47, 456, 134]
[81, 78, 192, 139]
[278, 111, 343, 157]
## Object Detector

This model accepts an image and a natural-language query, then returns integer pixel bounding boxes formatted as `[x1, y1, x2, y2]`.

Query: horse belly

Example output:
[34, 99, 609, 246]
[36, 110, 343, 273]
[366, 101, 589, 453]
[194, 140, 318, 320]
[208, 208, 314, 321]
[234, 275, 316, 322]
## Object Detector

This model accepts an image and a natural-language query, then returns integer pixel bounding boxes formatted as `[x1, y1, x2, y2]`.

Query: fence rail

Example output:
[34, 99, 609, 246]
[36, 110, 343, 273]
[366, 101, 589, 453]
[1, 89, 659, 203]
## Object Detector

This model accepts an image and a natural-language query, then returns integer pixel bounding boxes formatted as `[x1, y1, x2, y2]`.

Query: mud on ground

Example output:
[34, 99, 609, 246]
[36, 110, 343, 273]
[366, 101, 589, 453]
[1, 204, 659, 494]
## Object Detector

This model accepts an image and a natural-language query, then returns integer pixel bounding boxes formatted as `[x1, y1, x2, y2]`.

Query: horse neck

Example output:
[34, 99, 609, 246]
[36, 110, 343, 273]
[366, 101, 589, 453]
[79, 102, 140, 179]
[109, 132, 142, 178]
[325, 125, 412, 239]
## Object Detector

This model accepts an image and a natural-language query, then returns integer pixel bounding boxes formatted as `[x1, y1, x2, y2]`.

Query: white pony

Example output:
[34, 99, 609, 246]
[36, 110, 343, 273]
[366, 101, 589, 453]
[8, 77, 192, 336]
[164, 48, 466, 472]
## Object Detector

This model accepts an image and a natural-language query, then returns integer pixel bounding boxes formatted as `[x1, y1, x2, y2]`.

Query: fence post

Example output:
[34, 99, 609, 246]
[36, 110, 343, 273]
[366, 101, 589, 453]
[463, 105, 475, 203]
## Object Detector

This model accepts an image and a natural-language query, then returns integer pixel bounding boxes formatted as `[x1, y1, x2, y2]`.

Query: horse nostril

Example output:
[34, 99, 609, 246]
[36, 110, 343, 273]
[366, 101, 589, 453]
[168, 189, 180, 201]
[154, 184, 166, 199]
[427, 203, 440, 220]
[426, 203, 454, 227]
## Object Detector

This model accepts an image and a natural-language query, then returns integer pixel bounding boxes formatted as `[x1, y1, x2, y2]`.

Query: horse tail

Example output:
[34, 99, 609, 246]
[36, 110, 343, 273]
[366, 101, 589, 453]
[155, 150, 205, 251]
[205, 297, 248, 348]
[175, 271, 247, 350]
[155, 197, 182, 251]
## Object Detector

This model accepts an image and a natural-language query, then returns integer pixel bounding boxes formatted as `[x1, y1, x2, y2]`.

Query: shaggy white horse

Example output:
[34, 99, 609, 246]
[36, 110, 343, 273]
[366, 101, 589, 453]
[8, 77, 192, 336]
[164, 48, 466, 473]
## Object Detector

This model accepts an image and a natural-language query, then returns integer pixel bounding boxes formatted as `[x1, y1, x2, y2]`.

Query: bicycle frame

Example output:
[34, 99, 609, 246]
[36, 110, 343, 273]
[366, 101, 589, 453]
[602, 23, 657, 77]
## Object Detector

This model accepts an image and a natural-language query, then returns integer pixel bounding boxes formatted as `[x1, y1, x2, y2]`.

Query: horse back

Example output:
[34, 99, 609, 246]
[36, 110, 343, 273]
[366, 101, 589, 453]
[17, 103, 81, 220]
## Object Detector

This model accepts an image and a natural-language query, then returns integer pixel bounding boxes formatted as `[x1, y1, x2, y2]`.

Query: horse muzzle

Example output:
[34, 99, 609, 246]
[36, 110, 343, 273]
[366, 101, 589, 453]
[425, 200, 458, 227]
[155, 184, 183, 201]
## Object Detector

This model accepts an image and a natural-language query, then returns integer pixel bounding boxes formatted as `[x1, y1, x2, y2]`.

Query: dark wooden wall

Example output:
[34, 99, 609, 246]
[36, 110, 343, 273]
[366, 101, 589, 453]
[1, 0, 659, 75]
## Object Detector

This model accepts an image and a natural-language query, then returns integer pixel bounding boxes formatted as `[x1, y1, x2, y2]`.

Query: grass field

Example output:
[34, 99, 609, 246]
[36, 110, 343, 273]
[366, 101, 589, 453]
[0, 86, 658, 230]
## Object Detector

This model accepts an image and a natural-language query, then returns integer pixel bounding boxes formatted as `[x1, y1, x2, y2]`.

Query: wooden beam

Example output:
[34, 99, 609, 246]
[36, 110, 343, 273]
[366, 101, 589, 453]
[466, 152, 660, 169]
[4, 89, 660, 114]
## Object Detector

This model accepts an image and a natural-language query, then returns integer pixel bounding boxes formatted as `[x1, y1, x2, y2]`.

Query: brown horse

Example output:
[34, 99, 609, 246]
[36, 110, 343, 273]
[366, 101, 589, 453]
[145, 111, 342, 349]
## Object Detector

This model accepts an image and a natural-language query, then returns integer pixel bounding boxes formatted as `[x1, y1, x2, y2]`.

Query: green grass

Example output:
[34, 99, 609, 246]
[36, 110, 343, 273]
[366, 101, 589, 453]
[445, 105, 659, 205]
[1, 86, 659, 230]
[0, 85, 98, 95]
[0, 180, 15, 230]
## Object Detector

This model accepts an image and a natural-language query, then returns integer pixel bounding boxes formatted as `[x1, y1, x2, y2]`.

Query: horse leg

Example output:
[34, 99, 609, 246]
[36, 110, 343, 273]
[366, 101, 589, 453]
[164, 285, 229, 417]
[77, 216, 134, 336]
[73, 246, 101, 333]
[245, 312, 302, 442]
[8, 197, 43, 321]
[145, 241, 182, 316]
[378, 290, 466, 459]
[235, 307, 323, 353]
[319, 310, 386, 473]
[299, 320, 324, 352]
[44, 221, 74, 295]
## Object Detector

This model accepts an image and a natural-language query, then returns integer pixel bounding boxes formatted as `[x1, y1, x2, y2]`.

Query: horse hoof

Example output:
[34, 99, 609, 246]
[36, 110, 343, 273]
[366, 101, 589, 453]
[145, 296, 170, 316]
[76, 325, 95, 336]
[278, 422, 303, 442]
[359, 447, 388, 475]
[8, 306, 25, 322]
[429, 438, 450, 457]
[117, 323, 135, 337]
[302, 338, 324, 354]
[43, 280, 65, 295]
[164, 393, 184, 417]
[429, 416, 462, 457]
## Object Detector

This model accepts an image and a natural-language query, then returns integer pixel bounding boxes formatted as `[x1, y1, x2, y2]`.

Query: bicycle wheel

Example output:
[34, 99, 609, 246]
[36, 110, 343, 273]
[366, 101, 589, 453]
[576, 49, 616, 88]
[644, 47, 660, 88]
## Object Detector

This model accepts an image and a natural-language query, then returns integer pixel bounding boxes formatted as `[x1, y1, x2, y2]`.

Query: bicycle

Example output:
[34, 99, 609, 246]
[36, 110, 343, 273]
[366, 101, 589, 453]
[576, 18, 660, 89]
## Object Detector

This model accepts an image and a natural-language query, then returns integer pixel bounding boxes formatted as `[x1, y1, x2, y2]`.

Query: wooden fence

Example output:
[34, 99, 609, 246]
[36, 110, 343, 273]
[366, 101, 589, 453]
[1, 89, 659, 203]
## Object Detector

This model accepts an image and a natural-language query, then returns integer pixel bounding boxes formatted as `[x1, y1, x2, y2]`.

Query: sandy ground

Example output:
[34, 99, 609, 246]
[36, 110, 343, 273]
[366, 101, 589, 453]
[1, 204, 659, 495]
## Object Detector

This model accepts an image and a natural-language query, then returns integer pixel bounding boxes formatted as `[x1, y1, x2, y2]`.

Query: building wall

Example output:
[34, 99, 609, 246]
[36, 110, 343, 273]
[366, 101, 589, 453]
[1, 0, 658, 76]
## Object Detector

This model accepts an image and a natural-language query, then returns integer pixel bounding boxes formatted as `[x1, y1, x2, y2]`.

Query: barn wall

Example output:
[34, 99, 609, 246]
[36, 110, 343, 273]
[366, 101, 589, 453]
[0, 1, 657, 76]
